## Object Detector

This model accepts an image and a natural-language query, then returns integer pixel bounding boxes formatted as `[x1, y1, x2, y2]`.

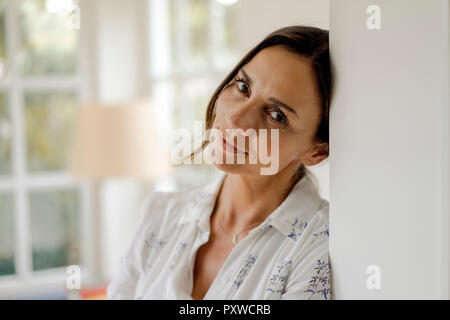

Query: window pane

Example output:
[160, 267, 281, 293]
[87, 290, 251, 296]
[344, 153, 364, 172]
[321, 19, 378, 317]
[30, 188, 80, 271]
[212, 1, 238, 70]
[18, 0, 79, 75]
[168, 0, 177, 72]
[172, 0, 210, 72]
[25, 91, 77, 172]
[176, 77, 212, 131]
[0, 193, 15, 276]
[152, 80, 175, 150]
[0, 93, 11, 174]
[0, 0, 7, 80]
[149, 0, 172, 77]
[175, 78, 216, 185]
[222, 4, 237, 58]
[187, 0, 209, 71]
[159, 0, 238, 74]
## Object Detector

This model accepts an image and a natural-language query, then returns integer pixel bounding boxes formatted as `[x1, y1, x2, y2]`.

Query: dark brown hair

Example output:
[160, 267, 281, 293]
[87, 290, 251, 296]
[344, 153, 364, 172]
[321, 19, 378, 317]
[183, 25, 332, 182]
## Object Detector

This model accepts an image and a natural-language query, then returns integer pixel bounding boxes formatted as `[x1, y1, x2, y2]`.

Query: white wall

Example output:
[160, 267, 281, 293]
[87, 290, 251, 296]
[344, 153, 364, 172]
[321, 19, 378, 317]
[329, 0, 449, 299]
[236, 0, 329, 53]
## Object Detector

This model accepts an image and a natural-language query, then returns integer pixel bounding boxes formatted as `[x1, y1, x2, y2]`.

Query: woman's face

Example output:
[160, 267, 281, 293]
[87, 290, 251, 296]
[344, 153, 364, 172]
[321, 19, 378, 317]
[210, 45, 328, 176]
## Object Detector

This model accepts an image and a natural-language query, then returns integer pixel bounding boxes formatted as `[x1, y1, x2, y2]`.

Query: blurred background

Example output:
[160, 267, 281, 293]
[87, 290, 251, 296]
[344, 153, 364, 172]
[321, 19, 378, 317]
[0, 0, 329, 299]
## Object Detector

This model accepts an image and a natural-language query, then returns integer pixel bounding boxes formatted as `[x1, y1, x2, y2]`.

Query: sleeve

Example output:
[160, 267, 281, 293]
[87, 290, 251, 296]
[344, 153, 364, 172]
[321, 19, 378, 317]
[106, 192, 160, 300]
[280, 204, 331, 300]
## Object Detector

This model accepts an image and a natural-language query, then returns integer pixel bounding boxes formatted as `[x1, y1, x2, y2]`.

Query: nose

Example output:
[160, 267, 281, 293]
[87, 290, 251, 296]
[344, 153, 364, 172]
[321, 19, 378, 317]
[225, 100, 258, 132]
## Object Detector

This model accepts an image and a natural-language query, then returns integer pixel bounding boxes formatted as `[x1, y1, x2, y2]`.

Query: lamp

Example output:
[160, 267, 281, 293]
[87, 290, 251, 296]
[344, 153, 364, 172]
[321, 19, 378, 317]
[69, 101, 172, 180]
[67, 100, 173, 281]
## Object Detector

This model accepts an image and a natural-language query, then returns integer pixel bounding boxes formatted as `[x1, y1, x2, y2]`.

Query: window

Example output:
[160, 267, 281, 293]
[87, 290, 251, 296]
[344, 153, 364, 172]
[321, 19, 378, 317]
[149, 0, 239, 190]
[0, 0, 86, 290]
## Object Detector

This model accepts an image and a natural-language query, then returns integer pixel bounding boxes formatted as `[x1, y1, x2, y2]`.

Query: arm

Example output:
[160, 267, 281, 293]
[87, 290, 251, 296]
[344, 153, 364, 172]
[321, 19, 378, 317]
[280, 230, 331, 300]
[281, 207, 331, 300]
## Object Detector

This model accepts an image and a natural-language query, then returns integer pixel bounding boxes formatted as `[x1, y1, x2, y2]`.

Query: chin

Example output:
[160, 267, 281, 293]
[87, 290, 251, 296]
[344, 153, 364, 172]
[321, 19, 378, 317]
[213, 163, 263, 176]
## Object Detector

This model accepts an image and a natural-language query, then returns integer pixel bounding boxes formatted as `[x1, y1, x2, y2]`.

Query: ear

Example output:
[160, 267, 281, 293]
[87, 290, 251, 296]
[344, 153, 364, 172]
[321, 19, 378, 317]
[302, 142, 329, 166]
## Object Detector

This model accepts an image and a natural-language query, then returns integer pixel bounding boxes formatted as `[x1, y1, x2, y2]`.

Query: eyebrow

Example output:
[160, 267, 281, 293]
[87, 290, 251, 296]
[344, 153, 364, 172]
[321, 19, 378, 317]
[240, 69, 298, 118]
[240, 69, 253, 86]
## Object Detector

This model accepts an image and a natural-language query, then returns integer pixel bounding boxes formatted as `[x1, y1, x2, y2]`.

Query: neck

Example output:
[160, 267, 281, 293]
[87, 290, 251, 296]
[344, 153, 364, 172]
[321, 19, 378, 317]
[214, 162, 302, 232]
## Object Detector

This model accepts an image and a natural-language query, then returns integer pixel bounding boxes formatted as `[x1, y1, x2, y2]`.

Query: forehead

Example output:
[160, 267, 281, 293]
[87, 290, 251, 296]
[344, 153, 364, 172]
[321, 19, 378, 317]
[243, 45, 320, 111]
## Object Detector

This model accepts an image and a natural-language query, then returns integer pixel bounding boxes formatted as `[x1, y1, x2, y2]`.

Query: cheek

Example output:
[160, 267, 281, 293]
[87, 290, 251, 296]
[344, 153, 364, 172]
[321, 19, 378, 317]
[214, 86, 249, 119]
[215, 89, 236, 110]
[212, 97, 229, 123]
[274, 136, 305, 163]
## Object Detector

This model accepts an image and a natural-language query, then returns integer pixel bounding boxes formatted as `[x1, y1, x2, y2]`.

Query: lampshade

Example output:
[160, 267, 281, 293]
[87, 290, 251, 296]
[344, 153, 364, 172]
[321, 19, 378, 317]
[68, 101, 173, 180]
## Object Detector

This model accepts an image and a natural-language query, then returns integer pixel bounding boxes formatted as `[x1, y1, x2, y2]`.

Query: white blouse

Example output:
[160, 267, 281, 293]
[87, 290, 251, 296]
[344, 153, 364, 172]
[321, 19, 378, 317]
[107, 170, 331, 300]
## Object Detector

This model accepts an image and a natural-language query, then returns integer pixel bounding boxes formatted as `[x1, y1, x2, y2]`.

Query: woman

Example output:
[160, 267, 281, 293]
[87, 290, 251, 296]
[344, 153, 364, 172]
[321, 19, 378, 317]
[107, 25, 332, 300]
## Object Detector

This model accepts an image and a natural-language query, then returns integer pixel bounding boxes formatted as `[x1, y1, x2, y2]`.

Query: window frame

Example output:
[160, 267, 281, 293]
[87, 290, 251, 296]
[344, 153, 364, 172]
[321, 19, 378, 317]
[0, 0, 91, 297]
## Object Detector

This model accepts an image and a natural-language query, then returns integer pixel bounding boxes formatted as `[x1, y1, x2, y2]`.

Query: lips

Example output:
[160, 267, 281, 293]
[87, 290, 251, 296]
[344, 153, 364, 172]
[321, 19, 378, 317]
[218, 130, 248, 155]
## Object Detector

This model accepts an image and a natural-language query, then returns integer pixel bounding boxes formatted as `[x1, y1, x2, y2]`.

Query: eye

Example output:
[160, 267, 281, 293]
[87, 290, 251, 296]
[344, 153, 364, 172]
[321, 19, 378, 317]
[266, 109, 288, 126]
[234, 76, 250, 97]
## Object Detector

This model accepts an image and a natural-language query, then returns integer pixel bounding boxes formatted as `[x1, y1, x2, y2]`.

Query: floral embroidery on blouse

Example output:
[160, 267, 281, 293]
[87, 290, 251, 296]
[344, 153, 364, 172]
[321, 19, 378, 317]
[304, 259, 331, 299]
[144, 232, 167, 249]
[259, 217, 274, 231]
[312, 223, 329, 238]
[287, 218, 308, 241]
[233, 254, 258, 288]
[169, 242, 188, 270]
[310, 223, 329, 246]
[266, 259, 292, 296]
[142, 232, 167, 273]
[107, 172, 330, 300]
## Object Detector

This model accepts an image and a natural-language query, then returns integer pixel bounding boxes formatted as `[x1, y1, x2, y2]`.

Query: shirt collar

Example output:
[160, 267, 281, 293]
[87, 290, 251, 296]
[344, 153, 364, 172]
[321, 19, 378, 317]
[178, 170, 325, 239]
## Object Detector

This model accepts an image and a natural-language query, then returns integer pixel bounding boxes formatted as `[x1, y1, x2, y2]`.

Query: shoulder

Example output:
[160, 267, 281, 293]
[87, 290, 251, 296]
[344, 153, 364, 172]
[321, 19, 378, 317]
[138, 188, 200, 226]
[124, 188, 203, 268]
[286, 197, 329, 258]
[138, 173, 224, 229]
[310, 198, 329, 232]
[284, 198, 330, 288]
[299, 174, 329, 240]
[140, 179, 219, 231]
[305, 198, 329, 244]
